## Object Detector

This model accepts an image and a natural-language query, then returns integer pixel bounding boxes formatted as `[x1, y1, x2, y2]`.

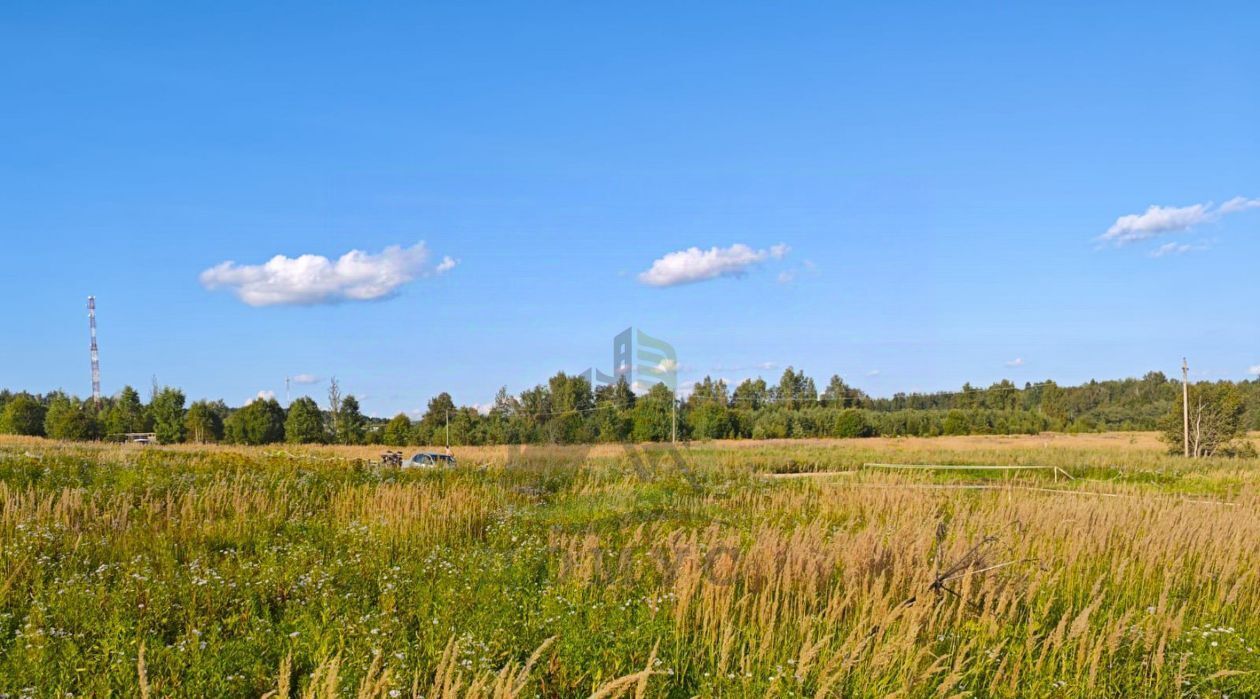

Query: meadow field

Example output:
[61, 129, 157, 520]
[1, 433, 1258, 697]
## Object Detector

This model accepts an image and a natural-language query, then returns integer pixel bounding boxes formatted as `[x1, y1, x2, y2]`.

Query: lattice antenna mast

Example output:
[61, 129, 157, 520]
[88, 296, 101, 404]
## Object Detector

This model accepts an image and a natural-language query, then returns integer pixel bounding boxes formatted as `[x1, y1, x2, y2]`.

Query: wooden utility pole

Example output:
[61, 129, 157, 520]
[1181, 358, 1190, 458]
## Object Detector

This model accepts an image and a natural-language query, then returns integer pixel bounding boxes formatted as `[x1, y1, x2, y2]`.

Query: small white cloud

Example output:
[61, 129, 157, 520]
[637, 243, 790, 287]
[290, 373, 320, 385]
[656, 358, 679, 373]
[1249, 365, 1260, 376]
[1219, 196, 1260, 215]
[711, 361, 779, 373]
[1006, 358, 1025, 368]
[1101, 204, 1210, 245]
[200, 242, 454, 306]
[249, 390, 276, 404]
[470, 402, 493, 415]
[436, 256, 458, 273]
[866, 369, 881, 377]
[1149, 242, 1203, 258]
[1100, 196, 1259, 246]
[777, 270, 796, 284]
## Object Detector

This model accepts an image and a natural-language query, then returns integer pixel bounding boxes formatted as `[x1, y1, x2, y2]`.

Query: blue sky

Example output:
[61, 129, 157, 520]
[2, 2, 1258, 417]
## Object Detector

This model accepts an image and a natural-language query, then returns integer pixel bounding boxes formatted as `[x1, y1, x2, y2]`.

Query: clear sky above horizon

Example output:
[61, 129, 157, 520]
[3, 2, 1258, 417]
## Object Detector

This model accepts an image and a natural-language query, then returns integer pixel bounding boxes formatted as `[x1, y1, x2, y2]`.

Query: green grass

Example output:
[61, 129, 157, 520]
[1, 438, 1258, 697]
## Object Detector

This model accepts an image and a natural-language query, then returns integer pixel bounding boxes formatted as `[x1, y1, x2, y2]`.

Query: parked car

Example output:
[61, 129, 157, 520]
[405, 452, 457, 468]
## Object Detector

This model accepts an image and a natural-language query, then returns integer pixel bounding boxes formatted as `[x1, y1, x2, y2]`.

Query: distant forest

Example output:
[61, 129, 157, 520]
[2, 369, 1259, 447]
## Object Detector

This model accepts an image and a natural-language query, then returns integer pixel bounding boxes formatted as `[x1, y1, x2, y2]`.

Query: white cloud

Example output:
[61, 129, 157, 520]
[711, 361, 779, 373]
[200, 242, 454, 306]
[249, 390, 276, 404]
[1101, 196, 1259, 246]
[1149, 242, 1203, 258]
[1219, 196, 1260, 215]
[637, 243, 789, 287]
[1249, 365, 1260, 376]
[290, 373, 320, 384]
[1006, 358, 1025, 368]
[656, 358, 679, 373]
[866, 369, 881, 377]
[777, 270, 795, 284]
[1101, 204, 1210, 245]
[435, 256, 458, 273]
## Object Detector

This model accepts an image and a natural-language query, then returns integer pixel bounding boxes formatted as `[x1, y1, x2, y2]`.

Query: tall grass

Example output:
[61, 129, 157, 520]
[0, 435, 1257, 696]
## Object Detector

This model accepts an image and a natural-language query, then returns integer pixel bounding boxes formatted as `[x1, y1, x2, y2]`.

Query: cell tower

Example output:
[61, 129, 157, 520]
[88, 296, 101, 404]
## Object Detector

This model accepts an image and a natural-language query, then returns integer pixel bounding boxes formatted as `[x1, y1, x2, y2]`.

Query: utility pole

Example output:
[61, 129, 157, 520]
[445, 410, 450, 452]
[1181, 357, 1190, 458]
[671, 390, 677, 444]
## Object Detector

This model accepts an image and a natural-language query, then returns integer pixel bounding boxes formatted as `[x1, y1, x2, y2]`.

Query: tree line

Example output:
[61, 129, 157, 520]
[2, 369, 1257, 452]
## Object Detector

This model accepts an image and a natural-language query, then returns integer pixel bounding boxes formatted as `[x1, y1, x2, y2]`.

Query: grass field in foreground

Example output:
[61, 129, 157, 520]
[1, 433, 1258, 697]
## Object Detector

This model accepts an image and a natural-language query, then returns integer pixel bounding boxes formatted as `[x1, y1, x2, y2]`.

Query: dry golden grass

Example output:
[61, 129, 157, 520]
[2, 433, 1259, 696]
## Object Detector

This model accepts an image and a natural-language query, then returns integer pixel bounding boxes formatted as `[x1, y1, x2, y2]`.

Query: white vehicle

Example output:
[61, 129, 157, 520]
[405, 452, 457, 468]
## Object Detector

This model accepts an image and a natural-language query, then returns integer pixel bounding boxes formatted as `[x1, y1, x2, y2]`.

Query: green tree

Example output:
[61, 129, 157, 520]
[44, 396, 99, 441]
[750, 409, 789, 439]
[382, 413, 412, 446]
[775, 367, 816, 410]
[631, 383, 674, 442]
[546, 372, 594, 443]
[418, 392, 458, 446]
[1161, 382, 1252, 457]
[688, 402, 734, 440]
[942, 410, 969, 435]
[184, 400, 224, 443]
[149, 387, 187, 444]
[105, 385, 147, 436]
[732, 378, 769, 410]
[833, 409, 874, 438]
[336, 395, 366, 445]
[0, 394, 47, 436]
[593, 376, 635, 443]
[687, 376, 729, 409]
[225, 398, 286, 445]
[285, 397, 326, 444]
[822, 375, 869, 408]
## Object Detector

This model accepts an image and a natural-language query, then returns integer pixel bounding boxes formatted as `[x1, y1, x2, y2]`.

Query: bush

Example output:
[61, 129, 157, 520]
[833, 409, 874, 438]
